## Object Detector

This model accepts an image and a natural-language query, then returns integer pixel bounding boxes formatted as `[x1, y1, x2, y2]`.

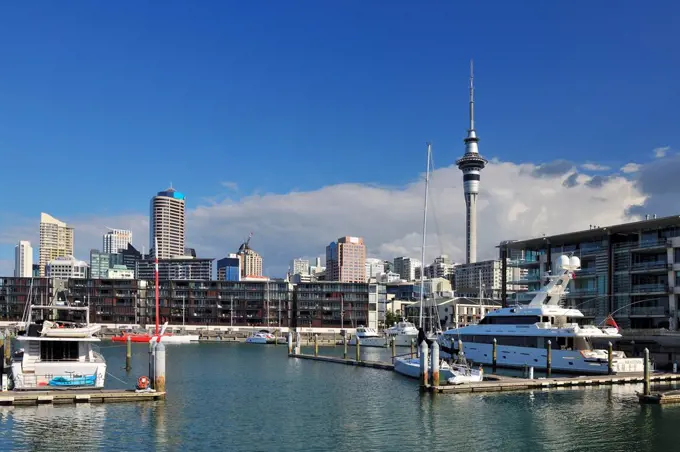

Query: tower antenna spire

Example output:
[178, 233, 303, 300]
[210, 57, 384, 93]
[469, 59, 475, 131]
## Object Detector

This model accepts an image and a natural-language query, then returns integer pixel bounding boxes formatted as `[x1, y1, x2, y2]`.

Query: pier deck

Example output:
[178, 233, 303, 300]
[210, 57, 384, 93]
[0, 389, 165, 406]
[289, 353, 394, 370]
[428, 373, 680, 394]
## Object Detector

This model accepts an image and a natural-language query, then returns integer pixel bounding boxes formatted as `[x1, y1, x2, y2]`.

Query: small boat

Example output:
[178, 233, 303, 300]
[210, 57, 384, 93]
[111, 322, 199, 344]
[245, 330, 276, 344]
[348, 326, 385, 347]
[393, 355, 456, 380]
[447, 353, 483, 385]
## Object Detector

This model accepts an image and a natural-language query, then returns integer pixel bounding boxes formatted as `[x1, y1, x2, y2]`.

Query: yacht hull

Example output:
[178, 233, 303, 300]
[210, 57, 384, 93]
[439, 340, 644, 375]
[393, 357, 456, 380]
[348, 336, 387, 347]
[245, 337, 272, 344]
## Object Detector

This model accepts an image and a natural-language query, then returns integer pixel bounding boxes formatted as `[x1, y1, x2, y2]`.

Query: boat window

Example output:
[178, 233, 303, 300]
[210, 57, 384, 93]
[541, 316, 549, 323]
[40, 341, 79, 361]
[486, 316, 540, 325]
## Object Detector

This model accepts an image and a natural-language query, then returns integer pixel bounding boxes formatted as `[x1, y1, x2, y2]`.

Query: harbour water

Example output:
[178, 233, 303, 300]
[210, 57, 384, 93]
[1, 343, 679, 451]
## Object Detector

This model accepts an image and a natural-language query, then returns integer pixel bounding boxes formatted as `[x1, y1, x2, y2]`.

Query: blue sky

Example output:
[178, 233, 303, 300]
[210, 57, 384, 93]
[0, 1, 679, 275]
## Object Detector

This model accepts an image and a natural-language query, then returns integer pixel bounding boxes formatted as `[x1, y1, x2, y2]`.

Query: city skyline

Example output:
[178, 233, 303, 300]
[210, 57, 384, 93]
[0, 2, 679, 277]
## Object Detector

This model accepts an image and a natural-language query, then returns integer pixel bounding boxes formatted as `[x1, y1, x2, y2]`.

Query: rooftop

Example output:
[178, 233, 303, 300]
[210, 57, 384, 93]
[501, 214, 680, 250]
[156, 186, 185, 200]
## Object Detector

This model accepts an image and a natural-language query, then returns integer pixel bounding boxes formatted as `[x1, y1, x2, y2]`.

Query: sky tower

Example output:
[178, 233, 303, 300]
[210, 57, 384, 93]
[456, 60, 488, 264]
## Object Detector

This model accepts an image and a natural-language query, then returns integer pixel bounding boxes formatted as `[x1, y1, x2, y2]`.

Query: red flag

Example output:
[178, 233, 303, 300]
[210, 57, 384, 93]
[605, 315, 618, 329]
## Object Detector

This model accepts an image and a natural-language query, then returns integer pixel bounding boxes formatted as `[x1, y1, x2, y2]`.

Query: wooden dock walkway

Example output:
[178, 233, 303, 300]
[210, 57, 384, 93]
[289, 353, 394, 370]
[427, 373, 680, 394]
[0, 389, 165, 406]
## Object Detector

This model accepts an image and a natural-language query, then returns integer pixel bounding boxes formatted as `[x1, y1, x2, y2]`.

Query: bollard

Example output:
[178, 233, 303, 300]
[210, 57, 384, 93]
[314, 334, 319, 357]
[148, 341, 156, 389]
[391, 337, 396, 361]
[546, 340, 552, 377]
[644, 348, 650, 396]
[343, 334, 348, 359]
[492, 338, 497, 373]
[287, 332, 293, 355]
[607, 341, 613, 375]
[529, 366, 534, 380]
[410, 338, 415, 359]
[431, 342, 440, 387]
[420, 341, 429, 389]
[125, 335, 132, 371]
[356, 336, 361, 362]
[154, 341, 166, 393]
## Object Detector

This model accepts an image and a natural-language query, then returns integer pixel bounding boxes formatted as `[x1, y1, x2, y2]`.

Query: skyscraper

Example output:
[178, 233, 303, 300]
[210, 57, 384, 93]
[237, 235, 263, 278]
[290, 258, 310, 275]
[326, 236, 366, 282]
[103, 228, 132, 254]
[14, 240, 33, 277]
[456, 60, 487, 264]
[39, 213, 74, 277]
[149, 186, 186, 259]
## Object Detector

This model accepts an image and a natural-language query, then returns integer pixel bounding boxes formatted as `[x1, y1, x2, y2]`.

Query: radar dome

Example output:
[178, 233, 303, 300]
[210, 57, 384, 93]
[558, 255, 570, 269]
[569, 256, 581, 269]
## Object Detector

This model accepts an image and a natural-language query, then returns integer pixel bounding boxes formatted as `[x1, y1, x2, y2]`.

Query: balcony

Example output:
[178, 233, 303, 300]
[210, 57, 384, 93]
[630, 284, 668, 294]
[630, 306, 669, 317]
[580, 245, 605, 256]
[632, 239, 669, 252]
[507, 258, 540, 267]
[565, 288, 598, 297]
[576, 268, 598, 278]
[630, 261, 669, 273]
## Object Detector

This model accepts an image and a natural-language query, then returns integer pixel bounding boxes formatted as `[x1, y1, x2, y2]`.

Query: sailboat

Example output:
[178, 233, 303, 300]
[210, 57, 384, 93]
[394, 143, 458, 380]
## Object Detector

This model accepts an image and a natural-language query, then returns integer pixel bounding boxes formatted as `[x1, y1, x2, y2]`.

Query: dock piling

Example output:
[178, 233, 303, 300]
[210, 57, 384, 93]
[644, 348, 650, 396]
[343, 334, 348, 359]
[431, 342, 440, 387]
[125, 335, 132, 372]
[391, 337, 396, 361]
[287, 332, 293, 354]
[529, 366, 534, 380]
[419, 341, 429, 389]
[492, 338, 497, 373]
[607, 342, 613, 375]
[410, 338, 415, 359]
[356, 336, 361, 362]
[314, 334, 319, 357]
[154, 341, 166, 394]
[148, 341, 155, 389]
[546, 340, 552, 378]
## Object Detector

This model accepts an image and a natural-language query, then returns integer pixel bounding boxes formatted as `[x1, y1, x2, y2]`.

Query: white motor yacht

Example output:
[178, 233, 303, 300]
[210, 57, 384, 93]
[348, 326, 384, 347]
[384, 321, 419, 347]
[11, 304, 106, 390]
[439, 255, 644, 375]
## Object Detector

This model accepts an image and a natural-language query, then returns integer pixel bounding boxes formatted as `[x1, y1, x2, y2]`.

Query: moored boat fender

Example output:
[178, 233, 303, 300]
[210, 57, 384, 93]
[137, 375, 150, 390]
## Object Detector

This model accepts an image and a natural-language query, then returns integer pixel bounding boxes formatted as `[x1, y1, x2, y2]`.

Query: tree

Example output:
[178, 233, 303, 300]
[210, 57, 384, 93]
[384, 309, 399, 329]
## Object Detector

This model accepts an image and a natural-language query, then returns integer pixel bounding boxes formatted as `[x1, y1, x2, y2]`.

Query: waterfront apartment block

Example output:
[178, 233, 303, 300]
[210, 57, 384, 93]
[326, 236, 367, 283]
[500, 215, 680, 329]
[149, 187, 186, 259]
[293, 282, 374, 329]
[39, 213, 74, 277]
[0, 277, 52, 320]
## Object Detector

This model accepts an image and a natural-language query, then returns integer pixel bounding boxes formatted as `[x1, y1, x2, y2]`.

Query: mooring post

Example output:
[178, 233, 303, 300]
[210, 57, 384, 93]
[154, 341, 166, 393]
[295, 331, 301, 354]
[343, 334, 348, 359]
[148, 341, 156, 390]
[546, 340, 552, 378]
[3, 336, 9, 365]
[355, 336, 361, 362]
[529, 366, 534, 380]
[125, 335, 132, 371]
[314, 334, 319, 357]
[420, 341, 429, 390]
[287, 332, 293, 355]
[391, 337, 396, 361]
[492, 338, 497, 373]
[431, 341, 440, 387]
[273, 330, 278, 346]
[410, 338, 415, 359]
[607, 341, 613, 375]
[644, 348, 651, 396]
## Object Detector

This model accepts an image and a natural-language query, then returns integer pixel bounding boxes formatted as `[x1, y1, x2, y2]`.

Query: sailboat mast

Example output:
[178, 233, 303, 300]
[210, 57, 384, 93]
[154, 237, 160, 336]
[419, 143, 431, 330]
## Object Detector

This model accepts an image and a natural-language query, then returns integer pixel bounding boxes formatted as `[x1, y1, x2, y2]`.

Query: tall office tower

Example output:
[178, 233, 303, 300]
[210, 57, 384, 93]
[149, 186, 186, 259]
[456, 61, 488, 264]
[326, 236, 366, 282]
[39, 213, 74, 277]
[290, 258, 310, 275]
[14, 240, 33, 277]
[103, 228, 132, 254]
[237, 237, 263, 278]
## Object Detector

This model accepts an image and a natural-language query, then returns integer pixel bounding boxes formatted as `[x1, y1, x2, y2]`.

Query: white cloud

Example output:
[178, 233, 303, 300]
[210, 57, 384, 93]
[654, 146, 670, 158]
[620, 163, 642, 174]
[0, 160, 651, 278]
[581, 163, 611, 171]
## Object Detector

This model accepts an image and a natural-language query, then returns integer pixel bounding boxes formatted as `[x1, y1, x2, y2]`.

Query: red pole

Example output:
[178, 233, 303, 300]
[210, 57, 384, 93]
[155, 237, 160, 337]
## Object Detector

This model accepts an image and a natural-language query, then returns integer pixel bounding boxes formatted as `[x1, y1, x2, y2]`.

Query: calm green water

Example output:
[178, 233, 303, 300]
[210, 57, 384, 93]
[1, 343, 679, 451]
